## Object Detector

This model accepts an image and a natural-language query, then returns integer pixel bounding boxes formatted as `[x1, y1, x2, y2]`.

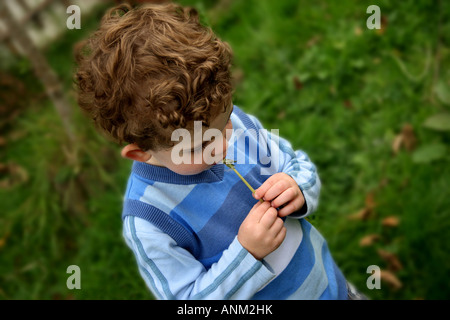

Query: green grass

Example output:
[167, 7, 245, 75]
[1, 0, 449, 300]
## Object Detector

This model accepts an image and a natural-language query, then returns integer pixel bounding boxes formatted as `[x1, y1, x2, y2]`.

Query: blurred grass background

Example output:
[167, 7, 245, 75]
[1, 0, 449, 300]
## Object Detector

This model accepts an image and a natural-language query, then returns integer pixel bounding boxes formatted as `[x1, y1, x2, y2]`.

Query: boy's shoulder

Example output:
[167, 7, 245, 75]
[231, 105, 262, 131]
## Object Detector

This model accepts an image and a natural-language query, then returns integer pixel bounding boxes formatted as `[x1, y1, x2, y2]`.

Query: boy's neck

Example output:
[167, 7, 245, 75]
[132, 160, 225, 184]
[145, 157, 165, 168]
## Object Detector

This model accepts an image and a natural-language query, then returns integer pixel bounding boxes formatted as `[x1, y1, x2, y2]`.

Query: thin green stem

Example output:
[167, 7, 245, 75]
[224, 161, 264, 202]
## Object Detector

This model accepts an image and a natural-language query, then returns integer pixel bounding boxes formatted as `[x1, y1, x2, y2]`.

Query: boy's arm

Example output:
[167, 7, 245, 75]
[248, 114, 321, 218]
[123, 215, 275, 300]
[275, 140, 321, 218]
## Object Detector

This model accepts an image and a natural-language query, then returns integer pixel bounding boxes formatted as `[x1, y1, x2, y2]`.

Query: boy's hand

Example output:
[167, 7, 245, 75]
[253, 173, 305, 217]
[238, 201, 286, 260]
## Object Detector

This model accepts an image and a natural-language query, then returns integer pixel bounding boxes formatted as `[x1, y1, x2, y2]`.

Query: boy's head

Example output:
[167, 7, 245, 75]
[75, 2, 233, 167]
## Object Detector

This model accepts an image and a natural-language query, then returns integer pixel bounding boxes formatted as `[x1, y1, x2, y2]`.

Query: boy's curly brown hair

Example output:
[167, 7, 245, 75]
[75, 3, 233, 151]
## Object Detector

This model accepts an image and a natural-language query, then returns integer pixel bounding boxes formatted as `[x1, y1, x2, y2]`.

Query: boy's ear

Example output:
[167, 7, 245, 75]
[121, 144, 151, 163]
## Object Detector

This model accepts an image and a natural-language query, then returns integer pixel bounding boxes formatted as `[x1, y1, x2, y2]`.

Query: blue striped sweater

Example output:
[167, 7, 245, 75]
[122, 106, 348, 299]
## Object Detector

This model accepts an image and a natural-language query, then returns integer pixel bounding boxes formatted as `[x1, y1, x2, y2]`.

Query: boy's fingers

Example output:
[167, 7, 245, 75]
[253, 175, 278, 200]
[271, 217, 284, 233]
[264, 179, 293, 202]
[249, 201, 271, 221]
[252, 199, 263, 209]
[278, 197, 305, 217]
[259, 207, 278, 228]
[255, 173, 295, 201]
[270, 187, 297, 209]
[274, 224, 287, 244]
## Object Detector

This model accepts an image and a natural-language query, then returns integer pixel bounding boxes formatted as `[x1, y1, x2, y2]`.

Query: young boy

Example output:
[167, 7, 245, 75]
[76, 3, 350, 299]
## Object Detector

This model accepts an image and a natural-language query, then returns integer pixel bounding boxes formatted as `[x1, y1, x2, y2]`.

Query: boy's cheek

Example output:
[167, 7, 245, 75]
[202, 142, 227, 165]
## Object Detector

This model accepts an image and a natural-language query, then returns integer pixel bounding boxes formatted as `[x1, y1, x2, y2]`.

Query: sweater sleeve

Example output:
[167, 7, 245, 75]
[123, 215, 275, 300]
[247, 114, 321, 218]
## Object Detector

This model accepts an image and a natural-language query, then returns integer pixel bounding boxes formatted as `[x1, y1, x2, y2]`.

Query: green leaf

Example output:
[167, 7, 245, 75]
[434, 81, 450, 105]
[351, 59, 365, 69]
[316, 70, 329, 80]
[412, 143, 447, 163]
[298, 72, 311, 82]
[423, 113, 450, 131]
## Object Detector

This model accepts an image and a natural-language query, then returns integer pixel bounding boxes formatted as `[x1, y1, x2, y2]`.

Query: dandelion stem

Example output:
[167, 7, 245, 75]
[224, 161, 264, 202]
